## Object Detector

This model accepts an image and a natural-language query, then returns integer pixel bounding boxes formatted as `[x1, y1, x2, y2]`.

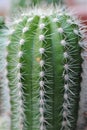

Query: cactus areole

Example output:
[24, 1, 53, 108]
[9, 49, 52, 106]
[5, 8, 82, 130]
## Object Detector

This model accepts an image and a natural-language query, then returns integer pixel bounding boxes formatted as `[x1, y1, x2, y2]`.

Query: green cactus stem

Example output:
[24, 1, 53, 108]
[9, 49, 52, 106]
[5, 8, 83, 130]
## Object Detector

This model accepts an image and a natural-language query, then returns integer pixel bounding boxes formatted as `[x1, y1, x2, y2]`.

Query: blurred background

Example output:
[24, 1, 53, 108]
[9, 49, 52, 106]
[0, 0, 87, 23]
[0, 0, 87, 130]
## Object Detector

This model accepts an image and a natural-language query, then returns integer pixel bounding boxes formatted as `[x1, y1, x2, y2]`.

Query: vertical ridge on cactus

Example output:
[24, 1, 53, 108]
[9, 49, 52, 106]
[5, 8, 83, 130]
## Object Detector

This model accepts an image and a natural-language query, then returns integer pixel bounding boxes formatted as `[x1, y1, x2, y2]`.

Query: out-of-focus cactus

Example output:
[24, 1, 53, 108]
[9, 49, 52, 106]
[77, 41, 87, 130]
[12, 0, 31, 8]
[0, 16, 11, 130]
[32, 0, 63, 5]
[13, 0, 63, 7]
[2, 8, 83, 130]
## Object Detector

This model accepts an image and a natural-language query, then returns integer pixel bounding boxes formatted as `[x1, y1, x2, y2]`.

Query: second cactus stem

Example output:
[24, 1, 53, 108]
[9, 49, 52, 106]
[5, 9, 82, 130]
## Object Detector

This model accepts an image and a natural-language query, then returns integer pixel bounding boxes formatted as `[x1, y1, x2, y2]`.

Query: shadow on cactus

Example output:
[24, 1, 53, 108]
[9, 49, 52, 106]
[2, 7, 84, 130]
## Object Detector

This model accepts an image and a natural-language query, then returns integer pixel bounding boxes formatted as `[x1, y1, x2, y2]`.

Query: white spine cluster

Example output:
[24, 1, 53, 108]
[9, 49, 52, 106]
[27, 17, 33, 23]
[19, 39, 25, 45]
[53, 18, 58, 23]
[39, 23, 45, 30]
[9, 29, 15, 35]
[67, 19, 72, 24]
[39, 35, 45, 42]
[14, 19, 22, 24]
[41, 15, 45, 19]
[23, 27, 29, 33]
[57, 28, 64, 33]
[73, 29, 79, 35]
[64, 52, 68, 58]
[61, 40, 67, 46]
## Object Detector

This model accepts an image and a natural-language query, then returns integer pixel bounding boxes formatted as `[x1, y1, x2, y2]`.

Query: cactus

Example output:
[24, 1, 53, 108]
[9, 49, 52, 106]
[77, 41, 87, 130]
[13, 0, 63, 8]
[0, 16, 11, 130]
[32, 0, 63, 5]
[3, 8, 83, 130]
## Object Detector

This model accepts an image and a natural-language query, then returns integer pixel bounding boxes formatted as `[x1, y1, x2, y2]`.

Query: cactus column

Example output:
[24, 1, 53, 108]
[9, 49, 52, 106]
[6, 9, 82, 130]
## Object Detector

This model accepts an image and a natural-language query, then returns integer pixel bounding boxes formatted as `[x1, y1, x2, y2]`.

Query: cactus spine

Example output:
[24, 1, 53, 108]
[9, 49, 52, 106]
[3, 8, 83, 130]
